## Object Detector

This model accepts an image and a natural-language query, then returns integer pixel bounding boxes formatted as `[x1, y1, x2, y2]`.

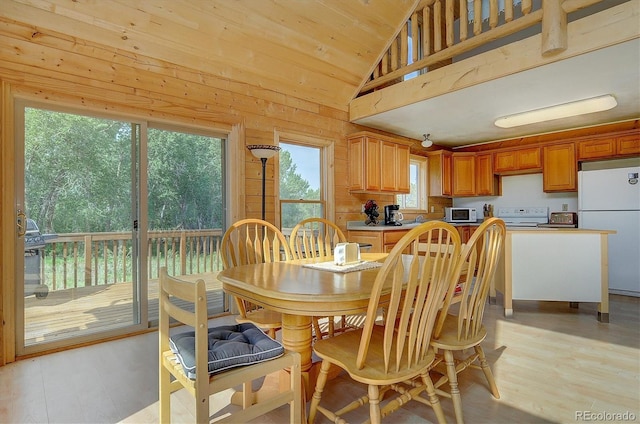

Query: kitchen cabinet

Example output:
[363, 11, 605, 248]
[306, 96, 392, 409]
[475, 153, 500, 196]
[347, 229, 411, 253]
[455, 225, 479, 243]
[543, 143, 577, 192]
[493, 147, 541, 174]
[577, 131, 640, 161]
[577, 138, 614, 160]
[616, 133, 640, 156]
[456, 226, 471, 243]
[348, 132, 410, 194]
[427, 150, 452, 197]
[452, 153, 476, 196]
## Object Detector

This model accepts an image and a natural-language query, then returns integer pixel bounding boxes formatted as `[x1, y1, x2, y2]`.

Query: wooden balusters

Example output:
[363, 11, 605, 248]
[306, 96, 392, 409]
[400, 22, 409, 68]
[459, 0, 469, 41]
[434, 0, 442, 52]
[489, 0, 499, 29]
[504, 0, 515, 22]
[411, 11, 420, 61]
[362, 0, 578, 93]
[423, 5, 432, 57]
[473, 0, 482, 35]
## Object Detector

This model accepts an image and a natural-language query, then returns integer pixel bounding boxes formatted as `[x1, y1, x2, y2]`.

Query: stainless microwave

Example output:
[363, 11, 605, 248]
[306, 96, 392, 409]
[445, 207, 477, 223]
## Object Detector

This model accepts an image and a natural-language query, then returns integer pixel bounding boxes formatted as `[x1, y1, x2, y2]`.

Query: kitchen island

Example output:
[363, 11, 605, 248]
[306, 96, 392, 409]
[492, 227, 615, 322]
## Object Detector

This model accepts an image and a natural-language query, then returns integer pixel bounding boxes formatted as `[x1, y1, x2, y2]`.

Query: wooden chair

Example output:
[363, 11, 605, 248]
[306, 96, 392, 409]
[289, 217, 349, 338]
[431, 217, 507, 424]
[220, 218, 292, 338]
[308, 221, 461, 424]
[158, 267, 302, 423]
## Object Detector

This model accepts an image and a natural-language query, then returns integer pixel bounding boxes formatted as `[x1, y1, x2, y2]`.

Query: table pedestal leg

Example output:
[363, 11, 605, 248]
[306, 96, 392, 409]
[280, 314, 314, 399]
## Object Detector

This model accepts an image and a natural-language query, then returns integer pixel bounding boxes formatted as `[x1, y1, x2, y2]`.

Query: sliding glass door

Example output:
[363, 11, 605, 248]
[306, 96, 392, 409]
[16, 104, 144, 354]
[15, 102, 227, 355]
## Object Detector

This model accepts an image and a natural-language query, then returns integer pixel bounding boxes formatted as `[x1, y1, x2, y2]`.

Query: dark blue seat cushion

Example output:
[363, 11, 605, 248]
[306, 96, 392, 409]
[169, 322, 284, 379]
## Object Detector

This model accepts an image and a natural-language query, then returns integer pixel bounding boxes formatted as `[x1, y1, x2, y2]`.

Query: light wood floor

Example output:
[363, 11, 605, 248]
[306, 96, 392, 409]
[2, 295, 639, 423]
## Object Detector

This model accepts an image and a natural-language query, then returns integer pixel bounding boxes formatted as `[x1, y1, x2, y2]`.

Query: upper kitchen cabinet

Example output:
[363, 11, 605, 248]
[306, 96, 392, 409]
[493, 147, 542, 174]
[452, 153, 476, 197]
[543, 143, 577, 192]
[427, 150, 453, 197]
[475, 152, 500, 196]
[617, 133, 640, 156]
[348, 132, 411, 194]
[577, 131, 640, 161]
[429, 150, 499, 197]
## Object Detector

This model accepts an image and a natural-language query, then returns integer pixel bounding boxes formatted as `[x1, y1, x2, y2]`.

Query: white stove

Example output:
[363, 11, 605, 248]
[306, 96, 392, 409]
[496, 206, 549, 227]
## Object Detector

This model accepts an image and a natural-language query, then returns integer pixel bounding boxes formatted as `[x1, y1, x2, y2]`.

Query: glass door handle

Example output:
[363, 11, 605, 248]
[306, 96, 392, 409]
[17, 210, 26, 236]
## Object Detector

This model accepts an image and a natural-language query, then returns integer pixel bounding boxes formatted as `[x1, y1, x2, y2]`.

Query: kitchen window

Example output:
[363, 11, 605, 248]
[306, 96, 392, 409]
[276, 131, 334, 232]
[396, 156, 428, 211]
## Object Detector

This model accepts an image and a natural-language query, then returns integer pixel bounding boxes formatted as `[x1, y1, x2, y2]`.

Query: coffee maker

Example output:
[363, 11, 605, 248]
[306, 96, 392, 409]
[384, 204, 403, 226]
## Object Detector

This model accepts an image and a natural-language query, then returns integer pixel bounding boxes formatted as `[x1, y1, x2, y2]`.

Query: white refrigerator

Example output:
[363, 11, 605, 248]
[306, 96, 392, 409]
[578, 165, 640, 296]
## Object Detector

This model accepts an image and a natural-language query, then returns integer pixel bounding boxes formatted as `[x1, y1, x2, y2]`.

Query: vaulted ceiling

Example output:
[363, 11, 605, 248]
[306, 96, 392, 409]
[0, 0, 418, 111]
[1, 0, 638, 147]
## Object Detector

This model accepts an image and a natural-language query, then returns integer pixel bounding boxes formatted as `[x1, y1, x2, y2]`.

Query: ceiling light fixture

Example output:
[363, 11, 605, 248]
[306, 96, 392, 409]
[421, 133, 433, 148]
[494, 95, 617, 129]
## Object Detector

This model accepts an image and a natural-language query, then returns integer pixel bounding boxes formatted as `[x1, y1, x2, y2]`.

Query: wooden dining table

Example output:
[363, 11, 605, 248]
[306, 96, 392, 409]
[216, 252, 389, 402]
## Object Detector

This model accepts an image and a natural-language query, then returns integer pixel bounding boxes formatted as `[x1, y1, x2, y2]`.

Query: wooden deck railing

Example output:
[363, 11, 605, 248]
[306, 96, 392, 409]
[42, 229, 223, 291]
[361, 0, 604, 94]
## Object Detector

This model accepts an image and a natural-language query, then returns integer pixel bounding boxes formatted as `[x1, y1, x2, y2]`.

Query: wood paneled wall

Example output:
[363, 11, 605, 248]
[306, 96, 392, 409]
[0, 18, 407, 364]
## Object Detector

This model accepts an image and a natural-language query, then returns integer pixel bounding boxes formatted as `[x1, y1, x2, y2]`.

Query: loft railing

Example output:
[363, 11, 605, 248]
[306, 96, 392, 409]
[361, 0, 605, 94]
[40, 229, 223, 291]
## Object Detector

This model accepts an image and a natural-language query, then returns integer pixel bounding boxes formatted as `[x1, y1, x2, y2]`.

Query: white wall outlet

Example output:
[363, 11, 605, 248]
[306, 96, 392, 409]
[562, 203, 568, 211]
[430, 205, 435, 213]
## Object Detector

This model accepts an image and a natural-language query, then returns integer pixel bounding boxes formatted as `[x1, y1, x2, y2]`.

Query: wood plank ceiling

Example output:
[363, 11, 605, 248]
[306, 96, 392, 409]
[0, 0, 420, 111]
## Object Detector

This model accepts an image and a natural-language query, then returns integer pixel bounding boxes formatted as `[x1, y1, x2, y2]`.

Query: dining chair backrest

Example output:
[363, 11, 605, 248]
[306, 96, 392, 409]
[221, 219, 292, 327]
[288, 217, 346, 259]
[356, 221, 461, 373]
[221, 218, 292, 268]
[434, 217, 506, 340]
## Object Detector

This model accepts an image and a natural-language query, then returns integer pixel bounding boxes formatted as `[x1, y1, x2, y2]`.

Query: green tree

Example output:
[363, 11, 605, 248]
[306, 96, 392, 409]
[24, 107, 224, 234]
[279, 149, 321, 228]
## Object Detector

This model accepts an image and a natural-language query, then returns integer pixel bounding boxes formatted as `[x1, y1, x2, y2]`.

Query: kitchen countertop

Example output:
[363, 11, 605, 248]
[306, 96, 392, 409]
[347, 220, 484, 231]
[348, 221, 616, 233]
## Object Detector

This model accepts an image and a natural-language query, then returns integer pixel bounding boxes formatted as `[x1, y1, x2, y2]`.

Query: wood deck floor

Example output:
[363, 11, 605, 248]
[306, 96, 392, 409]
[24, 272, 224, 346]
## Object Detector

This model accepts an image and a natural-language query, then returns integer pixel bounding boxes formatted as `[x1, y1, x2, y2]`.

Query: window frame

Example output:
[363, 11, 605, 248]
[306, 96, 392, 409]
[274, 130, 335, 230]
[396, 155, 428, 212]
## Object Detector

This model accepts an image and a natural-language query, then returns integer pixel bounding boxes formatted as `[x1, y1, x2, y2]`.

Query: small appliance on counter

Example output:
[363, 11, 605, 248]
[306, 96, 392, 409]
[384, 204, 403, 226]
[537, 212, 578, 228]
[444, 207, 477, 223]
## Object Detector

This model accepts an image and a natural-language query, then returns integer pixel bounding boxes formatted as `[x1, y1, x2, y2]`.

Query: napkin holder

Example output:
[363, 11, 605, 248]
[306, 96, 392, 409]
[334, 242, 361, 266]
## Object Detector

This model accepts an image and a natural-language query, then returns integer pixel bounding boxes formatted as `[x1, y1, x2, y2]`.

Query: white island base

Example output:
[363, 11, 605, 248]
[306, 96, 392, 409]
[491, 228, 614, 322]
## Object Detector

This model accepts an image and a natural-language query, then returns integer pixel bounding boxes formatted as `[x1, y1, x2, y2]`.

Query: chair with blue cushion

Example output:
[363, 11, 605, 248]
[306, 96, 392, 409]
[158, 267, 301, 423]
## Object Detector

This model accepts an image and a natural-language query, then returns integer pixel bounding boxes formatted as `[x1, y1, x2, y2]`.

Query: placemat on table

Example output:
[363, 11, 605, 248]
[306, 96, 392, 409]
[302, 260, 383, 273]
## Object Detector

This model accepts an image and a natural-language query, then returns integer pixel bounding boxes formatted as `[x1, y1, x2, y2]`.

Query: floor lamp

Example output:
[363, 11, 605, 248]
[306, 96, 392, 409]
[247, 144, 281, 220]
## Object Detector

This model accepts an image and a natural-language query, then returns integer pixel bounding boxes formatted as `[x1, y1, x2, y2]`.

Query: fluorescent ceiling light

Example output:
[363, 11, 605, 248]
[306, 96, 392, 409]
[494, 95, 617, 129]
